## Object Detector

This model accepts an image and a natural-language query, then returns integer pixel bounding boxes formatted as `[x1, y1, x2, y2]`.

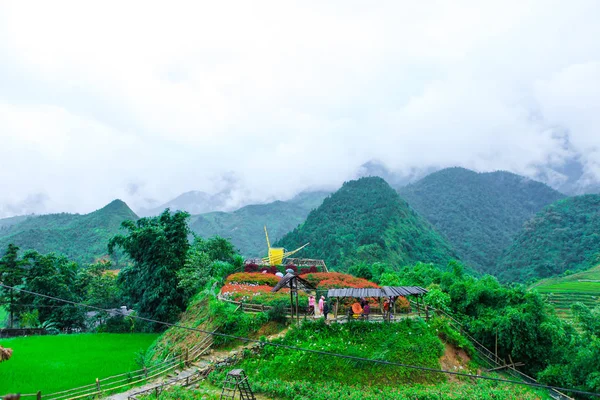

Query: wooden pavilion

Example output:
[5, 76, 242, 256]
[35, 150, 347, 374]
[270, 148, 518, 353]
[271, 273, 315, 324]
[327, 286, 428, 320]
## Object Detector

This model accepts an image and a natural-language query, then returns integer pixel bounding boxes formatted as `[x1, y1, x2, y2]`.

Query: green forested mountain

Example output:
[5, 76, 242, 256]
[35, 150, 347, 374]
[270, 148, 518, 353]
[397, 167, 565, 274]
[189, 191, 329, 257]
[497, 195, 600, 282]
[0, 200, 138, 264]
[275, 177, 457, 270]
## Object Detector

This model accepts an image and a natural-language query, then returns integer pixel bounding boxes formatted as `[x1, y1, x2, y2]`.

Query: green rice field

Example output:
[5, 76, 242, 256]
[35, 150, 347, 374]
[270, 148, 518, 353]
[0, 333, 159, 396]
[531, 265, 600, 321]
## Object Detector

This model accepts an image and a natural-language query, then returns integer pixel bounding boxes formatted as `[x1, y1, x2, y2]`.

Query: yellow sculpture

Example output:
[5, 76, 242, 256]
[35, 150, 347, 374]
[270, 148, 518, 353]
[262, 226, 309, 266]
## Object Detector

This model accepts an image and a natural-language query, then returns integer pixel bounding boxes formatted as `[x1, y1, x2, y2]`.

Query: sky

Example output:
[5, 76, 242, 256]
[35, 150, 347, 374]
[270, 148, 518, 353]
[1, 0, 599, 217]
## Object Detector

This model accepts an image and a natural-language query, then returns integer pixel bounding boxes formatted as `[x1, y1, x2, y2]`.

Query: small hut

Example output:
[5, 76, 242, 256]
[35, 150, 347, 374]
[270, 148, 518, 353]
[271, 272, 315, 323]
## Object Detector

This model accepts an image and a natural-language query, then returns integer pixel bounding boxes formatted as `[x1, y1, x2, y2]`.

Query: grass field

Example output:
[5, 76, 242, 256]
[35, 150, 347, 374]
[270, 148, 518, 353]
[0, 333, 159, 396]
[531, 265, 600, 321]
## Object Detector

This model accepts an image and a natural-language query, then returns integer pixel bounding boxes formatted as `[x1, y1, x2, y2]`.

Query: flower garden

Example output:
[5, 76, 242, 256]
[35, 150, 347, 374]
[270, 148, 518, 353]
[219, 269, 401, 310]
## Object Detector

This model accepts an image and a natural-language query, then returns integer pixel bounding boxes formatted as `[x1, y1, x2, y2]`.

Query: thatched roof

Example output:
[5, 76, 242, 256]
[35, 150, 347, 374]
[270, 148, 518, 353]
[327, 286, 428, 298]
[271, 273, 315, 292]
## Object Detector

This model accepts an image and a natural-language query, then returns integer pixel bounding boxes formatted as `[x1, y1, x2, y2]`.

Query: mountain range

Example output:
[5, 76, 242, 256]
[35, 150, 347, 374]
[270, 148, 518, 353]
[275, 177, 458, 270]
[2, 167, 600, 285]
[496, 194, 600, 282]
[397, 167, 565, 274]
[188, 191, 330, 257]
[0, 200, 138, 264]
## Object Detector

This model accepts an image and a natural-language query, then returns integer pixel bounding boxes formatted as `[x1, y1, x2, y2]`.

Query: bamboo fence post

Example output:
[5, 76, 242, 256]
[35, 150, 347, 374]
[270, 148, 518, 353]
[96, 378, 100, 393]
[37, 391, 41, 400]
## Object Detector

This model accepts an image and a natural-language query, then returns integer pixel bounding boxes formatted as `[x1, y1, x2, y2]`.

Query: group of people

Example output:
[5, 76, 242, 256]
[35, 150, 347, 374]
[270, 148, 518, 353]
[306, 295, 399, 321]
[308, 295, 330, 319]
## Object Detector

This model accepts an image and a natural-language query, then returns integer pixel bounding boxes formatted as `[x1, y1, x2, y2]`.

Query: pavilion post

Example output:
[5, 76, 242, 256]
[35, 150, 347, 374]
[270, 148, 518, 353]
[416, 295, 421, 316]
[334, 298, 339, 320]
[289, 280, 294, 321]
[296, 291, 300, 325]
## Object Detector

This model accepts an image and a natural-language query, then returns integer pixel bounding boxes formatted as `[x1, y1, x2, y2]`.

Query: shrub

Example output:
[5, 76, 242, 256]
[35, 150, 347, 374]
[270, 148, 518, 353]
[225, 272, 280, 286]
[244, 263, 259, 272]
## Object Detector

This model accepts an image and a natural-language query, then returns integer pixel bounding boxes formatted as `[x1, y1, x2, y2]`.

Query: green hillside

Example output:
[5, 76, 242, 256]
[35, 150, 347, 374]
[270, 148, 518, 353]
[275, 177, 457, 270]
[530, 265, 600, 321]
[189, 191, 329, 257]
[497, 195, 600, 282]
[0, 200, 138, 264]
[397, 167, 565, 274]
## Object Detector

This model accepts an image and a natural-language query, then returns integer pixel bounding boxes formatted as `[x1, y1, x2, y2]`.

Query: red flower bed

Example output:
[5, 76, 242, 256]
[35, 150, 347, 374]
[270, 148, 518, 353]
[221, 283, 276, 295]
[225, 272, 280, 286]
[220, 283, 307, 307]
[300, 272, 379, 289]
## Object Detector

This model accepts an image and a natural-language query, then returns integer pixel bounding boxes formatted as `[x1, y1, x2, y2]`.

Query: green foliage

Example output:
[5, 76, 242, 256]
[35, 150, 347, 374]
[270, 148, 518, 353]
[389, 262, 572, 375]
[21, 250, 86, 330]
[398, 167, 565, 275]
[245, 378, 544, 400]
[277, 177, 457, 271]
[497, 195, 600, 282]
[0, 333, 158, 394]
[424, 286, 451, 312]
[75, 261, 121, 309]
[0, 243, 26, 328]
[0, 200, 138, 265]
[238, 318, 445, 386]
[177, 236, 238, 302]
[189, 191, 329, 257]
[109, 210, 191, 329]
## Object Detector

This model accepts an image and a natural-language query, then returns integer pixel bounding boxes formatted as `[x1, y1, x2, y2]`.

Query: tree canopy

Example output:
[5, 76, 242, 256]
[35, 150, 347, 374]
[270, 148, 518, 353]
[109, 209, 191, 328]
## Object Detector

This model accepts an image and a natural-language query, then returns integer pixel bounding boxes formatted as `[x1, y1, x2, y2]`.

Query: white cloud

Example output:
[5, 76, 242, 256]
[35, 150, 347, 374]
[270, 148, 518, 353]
[0, 0, 599, 217]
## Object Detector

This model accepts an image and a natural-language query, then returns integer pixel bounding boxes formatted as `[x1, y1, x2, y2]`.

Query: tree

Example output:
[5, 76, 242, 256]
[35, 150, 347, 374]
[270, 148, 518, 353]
[177, 236, 238, 303]
[0, 244, 26, 328]
[21, 251, 85, 330]
[109, 210, 190, 328]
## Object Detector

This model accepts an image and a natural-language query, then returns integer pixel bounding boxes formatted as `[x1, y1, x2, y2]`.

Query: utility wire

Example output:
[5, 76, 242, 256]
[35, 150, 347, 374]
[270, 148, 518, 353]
[1, 283, 598, 398]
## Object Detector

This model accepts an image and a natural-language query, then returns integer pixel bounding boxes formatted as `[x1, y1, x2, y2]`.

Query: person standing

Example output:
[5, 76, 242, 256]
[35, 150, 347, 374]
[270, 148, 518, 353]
[323, 299, 330, 320]
[318, 296, 325, 317]
[308, 295, 315, 316]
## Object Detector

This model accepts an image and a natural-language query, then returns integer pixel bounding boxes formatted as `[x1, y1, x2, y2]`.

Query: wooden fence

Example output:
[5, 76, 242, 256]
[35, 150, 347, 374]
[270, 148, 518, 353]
[0, 329, 46, 338]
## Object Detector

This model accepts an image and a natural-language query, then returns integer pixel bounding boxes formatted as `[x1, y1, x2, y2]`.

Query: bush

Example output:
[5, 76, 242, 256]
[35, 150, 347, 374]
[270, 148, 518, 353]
[225, 272, 280, 286]
[267, 302, 288, 324]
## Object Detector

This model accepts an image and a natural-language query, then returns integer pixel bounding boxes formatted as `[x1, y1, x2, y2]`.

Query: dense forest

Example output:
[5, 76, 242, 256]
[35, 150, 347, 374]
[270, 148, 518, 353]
[0, 200, 138, 264]
[189, 191, 328, 257]
[398, 167, 565, 274]
[276, 177, 457, 270]
[496, 194, 600, 282]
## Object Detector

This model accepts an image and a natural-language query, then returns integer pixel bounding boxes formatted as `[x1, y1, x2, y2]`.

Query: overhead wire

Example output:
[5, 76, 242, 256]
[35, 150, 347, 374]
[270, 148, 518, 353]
[1, 282, 598, 398]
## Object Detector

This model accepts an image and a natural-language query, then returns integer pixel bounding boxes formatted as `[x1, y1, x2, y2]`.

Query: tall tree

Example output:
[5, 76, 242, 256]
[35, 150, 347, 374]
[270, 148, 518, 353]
[109, 210, 190, 328]
[0, 244, 25, 328]
[22, 250, 85, 329]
